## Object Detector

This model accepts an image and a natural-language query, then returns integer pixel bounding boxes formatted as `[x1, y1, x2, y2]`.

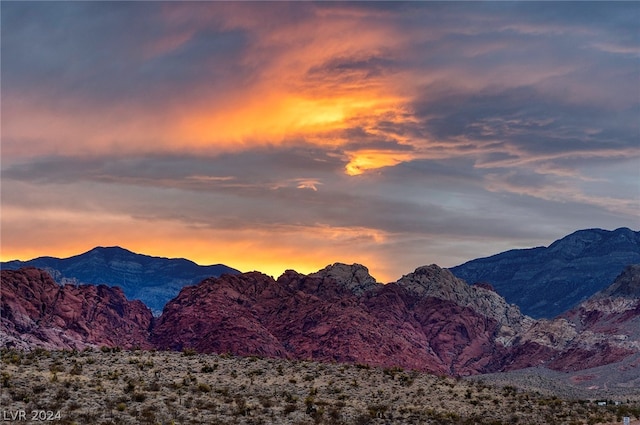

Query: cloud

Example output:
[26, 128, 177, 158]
[1, 2, 638, 281]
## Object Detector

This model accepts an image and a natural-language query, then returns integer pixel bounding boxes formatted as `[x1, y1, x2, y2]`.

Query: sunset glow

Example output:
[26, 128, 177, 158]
[2, 2, 638, 281]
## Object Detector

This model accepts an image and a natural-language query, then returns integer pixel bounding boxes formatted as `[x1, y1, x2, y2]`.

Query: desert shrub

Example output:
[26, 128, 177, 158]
[305, 395, 315, 407]
[198, 383, 211, 393]
[32, 384, 47, 394]
[328, 406, 341, 421]
[145, 380, 161, 392]
[7, 352, 22, 365]
[201, 364, 216, 373]
[50, 361, 65, 373]
[54, 388, 69, 401]
[132, 392, 146, 402]
[353, 414, 372, 425]
[368, 404, 389, 418]
[398, 373, 414, 387]
[248, 368, 265, 377]
[283, 403, 297, 415]
[233, 396, 248, 416]
[10, 388, 30, 402]
[70, 361, 82, 375]
[283, 391, 298, 403]
[215, 387, 230, 397]
[383, 366, 404, 378]
[259, 396, 273, 408]
[1, 372, 11, 387]
[67, 400, 81, 411]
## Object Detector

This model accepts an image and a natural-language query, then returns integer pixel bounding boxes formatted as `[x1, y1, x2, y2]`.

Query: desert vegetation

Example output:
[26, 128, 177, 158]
[1, 348, 639, 425]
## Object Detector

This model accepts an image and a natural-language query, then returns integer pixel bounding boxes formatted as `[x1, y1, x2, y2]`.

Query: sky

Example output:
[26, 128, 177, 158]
[1, 2, 639, 283]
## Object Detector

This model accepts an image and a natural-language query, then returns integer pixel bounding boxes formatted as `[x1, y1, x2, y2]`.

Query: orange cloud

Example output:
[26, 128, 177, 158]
[1, 204, 394, 283]
[344, 150, 417, 176]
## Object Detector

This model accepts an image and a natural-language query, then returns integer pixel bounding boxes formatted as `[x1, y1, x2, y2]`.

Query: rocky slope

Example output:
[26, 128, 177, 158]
[151, 266, 451, 374]
[1, 246, 239, 314]
[0, 267, 153, 350]
[562, 265, 640, 349]
[475, 266, 640, 397]
[152, 263, 640, 376]
[4, 263, 639, 377]
[450, 227, 640, 318]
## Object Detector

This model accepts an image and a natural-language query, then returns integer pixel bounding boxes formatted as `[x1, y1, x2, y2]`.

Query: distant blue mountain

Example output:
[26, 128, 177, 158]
[450, 228, 640, 318]
[1, 246, 240, 314]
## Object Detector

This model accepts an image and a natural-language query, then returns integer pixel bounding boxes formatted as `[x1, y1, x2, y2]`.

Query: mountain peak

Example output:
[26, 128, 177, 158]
[309, 262, 378, 295]
[397, 264, 474, 304]
[1, 247, 240, 314]
[547, 227, 639, 257]
[451, 228, 640, 318]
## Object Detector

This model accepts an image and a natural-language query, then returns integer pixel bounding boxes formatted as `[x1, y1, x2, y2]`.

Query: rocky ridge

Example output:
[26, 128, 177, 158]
[450, 227, 640, 318]
[2, 263, 639, 377]
[150, 263, 640, 375]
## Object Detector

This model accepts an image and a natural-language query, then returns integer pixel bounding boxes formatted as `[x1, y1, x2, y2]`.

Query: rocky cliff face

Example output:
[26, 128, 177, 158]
[450, 228, 640, 318]
[1, 267, 153, 350]
[1, 246, 240, 314]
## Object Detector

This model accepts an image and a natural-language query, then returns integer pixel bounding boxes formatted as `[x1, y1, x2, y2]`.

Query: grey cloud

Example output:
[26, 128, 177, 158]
[305, 54, 398, 86]
[1, 148, 345, 188]
[2, 1, 637, 273]
[1, 2, 252, 105]
[413, 84, 638, 156]
[139, 29, 249, 84]
[1, 151, 566, 241]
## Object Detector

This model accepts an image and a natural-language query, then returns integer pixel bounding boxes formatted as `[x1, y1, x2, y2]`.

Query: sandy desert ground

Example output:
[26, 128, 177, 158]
[1, 348, 639, 425]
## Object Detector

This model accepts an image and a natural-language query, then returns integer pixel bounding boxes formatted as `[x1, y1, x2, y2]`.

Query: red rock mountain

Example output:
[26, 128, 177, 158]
[152, 263, 640, 376]
[1, 267, 153, 350]
[556, 264, 640, 370]
[3, 264, 639, 377]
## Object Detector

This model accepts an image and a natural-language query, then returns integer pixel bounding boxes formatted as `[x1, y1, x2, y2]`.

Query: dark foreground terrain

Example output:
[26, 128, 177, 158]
[1, 349, 639, 425]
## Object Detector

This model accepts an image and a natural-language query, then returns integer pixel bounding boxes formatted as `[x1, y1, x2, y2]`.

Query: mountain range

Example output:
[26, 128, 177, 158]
[3, 228, 638, 319]
[1, 246, 239, 314]
[2, 227, 639, 384]
[2, 262, 639, 380]
[450, 227, 640, 318]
